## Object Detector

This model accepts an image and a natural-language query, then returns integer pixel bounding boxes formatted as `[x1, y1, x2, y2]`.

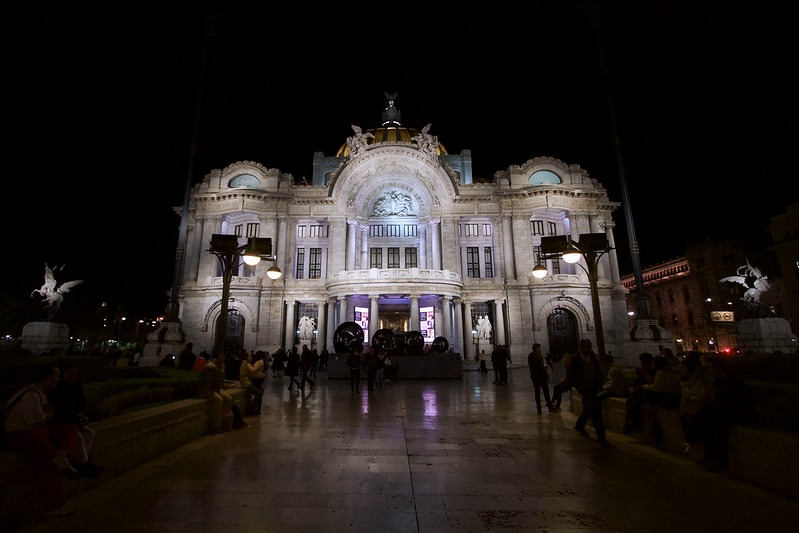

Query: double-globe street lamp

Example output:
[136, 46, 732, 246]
[208, 234, 282, 357]
[533, 233, 611, 356]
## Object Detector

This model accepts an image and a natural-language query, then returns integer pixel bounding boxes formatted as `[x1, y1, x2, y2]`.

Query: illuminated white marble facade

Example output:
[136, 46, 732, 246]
[174, 105, 629, 361]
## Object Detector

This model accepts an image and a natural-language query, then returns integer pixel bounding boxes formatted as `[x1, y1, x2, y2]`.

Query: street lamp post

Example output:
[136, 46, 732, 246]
[533, 233, 611, 356]
[208, 234, 282, 357]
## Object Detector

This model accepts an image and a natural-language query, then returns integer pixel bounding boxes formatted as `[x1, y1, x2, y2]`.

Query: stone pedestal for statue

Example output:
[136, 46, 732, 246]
[737, 317, 797, 354]
[20, 321, 70, 355]
[623, 319, 677, 368]
[140, 321, 186, 366]
[476, 339, 493, 357]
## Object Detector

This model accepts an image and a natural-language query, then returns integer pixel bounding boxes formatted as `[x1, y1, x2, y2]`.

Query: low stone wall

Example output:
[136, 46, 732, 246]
[1, 388, 247, 524]
[570, 392, 799, 500]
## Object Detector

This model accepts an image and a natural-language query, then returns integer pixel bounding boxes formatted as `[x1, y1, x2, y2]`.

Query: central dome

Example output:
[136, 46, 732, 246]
[335, 93, 448, 157]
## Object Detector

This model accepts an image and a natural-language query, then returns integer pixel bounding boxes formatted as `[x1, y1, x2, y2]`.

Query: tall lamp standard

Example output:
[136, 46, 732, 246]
[208, 234, 282, 356]
[533, 233, 611, 356]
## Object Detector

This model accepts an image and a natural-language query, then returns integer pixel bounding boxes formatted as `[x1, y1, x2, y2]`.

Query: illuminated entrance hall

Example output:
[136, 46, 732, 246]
[23, 369, 799, 532]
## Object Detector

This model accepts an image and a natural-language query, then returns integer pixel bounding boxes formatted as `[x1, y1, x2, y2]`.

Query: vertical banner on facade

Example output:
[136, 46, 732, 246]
[354, 306, 369, 343]
[420, 306, 435, 343]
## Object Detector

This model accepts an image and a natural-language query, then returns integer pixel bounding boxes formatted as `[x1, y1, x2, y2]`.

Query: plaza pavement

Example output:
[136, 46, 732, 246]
[17, 364, 799, 532]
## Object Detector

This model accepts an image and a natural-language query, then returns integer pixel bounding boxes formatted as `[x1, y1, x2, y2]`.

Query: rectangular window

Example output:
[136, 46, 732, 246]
[405, 247, 418, 268]
[531, 220, 544, 236]
[296, 225, 307, 238]
[387, 225, 401, 237]
[309, 248, 322, 279]
[404, 224, 418, 237]
[387, 247, 400, 268]
[466, 247, 480, 278]
[370, 225, 383, 237]
[551, 258, 561, 275]
[235, 224, 243, 237]
[547, 222, 557, 236]
[484, 247, 493, 278]
[465, 223, 478, 236]
[309, 225, 321, 238]
[246, 223, 259, 237]
[370, 248, 382, 269]
[295, 248, 305, 279]
[482, 223, 492, 236]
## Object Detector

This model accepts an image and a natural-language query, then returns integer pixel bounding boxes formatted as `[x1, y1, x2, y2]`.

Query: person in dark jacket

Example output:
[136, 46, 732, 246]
[570, 339, 609, 446]
[346, 345, 363, 392]
[527, 343, 554, 413]
[284, 348, 302, 392]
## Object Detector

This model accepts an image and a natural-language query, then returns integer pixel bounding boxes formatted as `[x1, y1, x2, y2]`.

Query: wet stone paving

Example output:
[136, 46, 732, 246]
[18, 365, 799, 532]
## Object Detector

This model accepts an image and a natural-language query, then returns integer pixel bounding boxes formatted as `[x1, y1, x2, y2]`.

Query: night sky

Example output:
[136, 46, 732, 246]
[2, 1, 796, 324]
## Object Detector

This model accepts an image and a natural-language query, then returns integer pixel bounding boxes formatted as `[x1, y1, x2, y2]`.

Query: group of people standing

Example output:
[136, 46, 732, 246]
[345, 345, 390, 392]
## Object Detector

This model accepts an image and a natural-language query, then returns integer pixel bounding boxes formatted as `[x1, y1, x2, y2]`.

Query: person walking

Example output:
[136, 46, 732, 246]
[527, 343, 555, 414]
[285, 348, 302, 392]
[300, 345, 316, 390]
[494, 345, 509, 385]
[570, 339, 609, 446]
[362, 347, 381, 391]
[550, 353, 573, 412]
[346, 345, 363, 392]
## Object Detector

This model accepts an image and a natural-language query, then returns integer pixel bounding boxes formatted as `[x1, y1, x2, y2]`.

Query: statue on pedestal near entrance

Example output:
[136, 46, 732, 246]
[30, 263, 84, 319]
[476, 315, 492, 340]
[298, 316, 316, 341]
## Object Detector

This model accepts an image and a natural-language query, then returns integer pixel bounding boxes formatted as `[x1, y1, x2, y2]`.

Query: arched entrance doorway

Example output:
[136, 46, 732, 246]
[215, 309, 246, 358]
[547, 308, 578, 358]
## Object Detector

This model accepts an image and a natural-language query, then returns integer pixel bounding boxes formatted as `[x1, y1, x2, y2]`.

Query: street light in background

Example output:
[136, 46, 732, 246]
[208, 234, 282, 356]
[533, 233, 611, 356]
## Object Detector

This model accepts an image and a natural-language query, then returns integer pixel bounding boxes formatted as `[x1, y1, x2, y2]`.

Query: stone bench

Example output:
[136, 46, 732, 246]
[1, 387, 247, 525]
[569, 391, 799, 500]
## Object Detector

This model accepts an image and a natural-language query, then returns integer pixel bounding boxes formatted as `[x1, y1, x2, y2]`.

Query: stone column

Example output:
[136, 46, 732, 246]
[453, 298, 464, 357]
[369, 294, 380, 342]
[360, 225, 369, 270]
[501, 215, 516, 280]
[493, 299, 506, 345]
[339, 296, 349, 324]
[326, 298, 336, 351]
[410, 294, 420, 332]
[200, 217, 220, 279]
[463, 301, 474, 362]
[441, 296, 452, 343]
[419, 224, 428, 268]
[346, 220, 357, 271]
[317, 301, 327, 352]
[430, 220, 441, 270]
[276, 216, 288, 277]
[284, 300, 296, 349]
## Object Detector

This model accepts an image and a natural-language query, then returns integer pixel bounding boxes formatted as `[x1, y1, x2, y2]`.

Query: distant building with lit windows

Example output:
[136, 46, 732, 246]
[621, 239, 786, 354]
[172, 96, 630, 360]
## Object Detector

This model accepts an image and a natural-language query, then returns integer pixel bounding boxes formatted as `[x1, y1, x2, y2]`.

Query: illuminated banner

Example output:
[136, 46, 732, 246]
[420, 306, 435, 343]
[354, 307, 369, 343]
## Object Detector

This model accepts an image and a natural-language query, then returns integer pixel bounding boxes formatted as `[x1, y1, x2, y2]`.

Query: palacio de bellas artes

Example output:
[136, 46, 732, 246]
[143, 94, 670, 368]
